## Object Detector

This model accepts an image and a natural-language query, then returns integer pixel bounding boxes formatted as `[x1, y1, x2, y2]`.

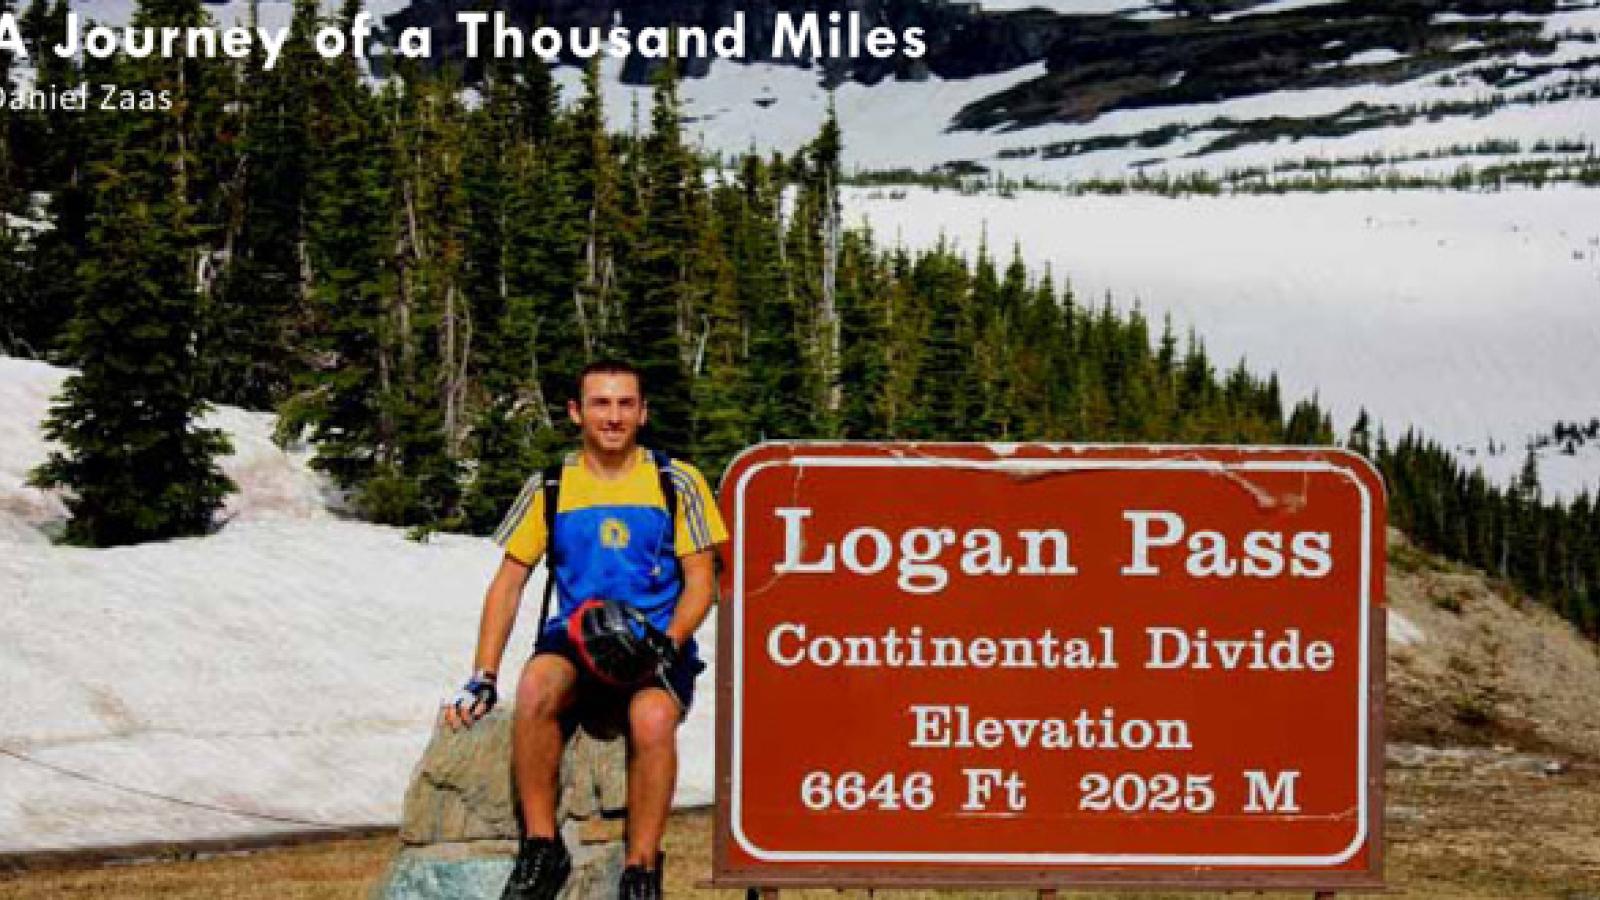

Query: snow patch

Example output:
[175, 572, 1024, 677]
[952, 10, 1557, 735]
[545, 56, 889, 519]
[0, 355, 720, 851]
[976, 0, 1155, 13]
[1344, 48, 1407, 67]
[1390, 609, 1426, 647]
[0, 357, 332, 535]
[1214, 0, 1341, 22]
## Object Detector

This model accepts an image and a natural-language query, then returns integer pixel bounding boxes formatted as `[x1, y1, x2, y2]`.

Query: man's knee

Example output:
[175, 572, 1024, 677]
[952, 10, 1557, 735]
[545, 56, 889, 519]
[515, 655, 577, 723]
[628, 690, 680, 752]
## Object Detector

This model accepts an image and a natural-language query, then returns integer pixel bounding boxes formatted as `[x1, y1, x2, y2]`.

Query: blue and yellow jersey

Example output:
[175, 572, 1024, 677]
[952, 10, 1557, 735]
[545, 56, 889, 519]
[493, 448, 728, 633]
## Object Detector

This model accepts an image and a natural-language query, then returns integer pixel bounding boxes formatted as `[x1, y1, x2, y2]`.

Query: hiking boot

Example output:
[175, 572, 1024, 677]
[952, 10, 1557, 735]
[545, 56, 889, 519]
[617, 855, 664, 900]
[500, 835, 571, 900]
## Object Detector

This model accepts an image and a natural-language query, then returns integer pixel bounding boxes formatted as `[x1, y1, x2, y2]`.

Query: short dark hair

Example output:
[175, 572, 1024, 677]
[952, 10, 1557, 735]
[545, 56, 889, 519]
[575, 359, 644, 400]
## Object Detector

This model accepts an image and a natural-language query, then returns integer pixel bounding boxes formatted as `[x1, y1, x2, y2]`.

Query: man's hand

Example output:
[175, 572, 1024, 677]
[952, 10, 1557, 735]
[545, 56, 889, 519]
[642, 625, 680, 673]
[444, 670, 498, 730]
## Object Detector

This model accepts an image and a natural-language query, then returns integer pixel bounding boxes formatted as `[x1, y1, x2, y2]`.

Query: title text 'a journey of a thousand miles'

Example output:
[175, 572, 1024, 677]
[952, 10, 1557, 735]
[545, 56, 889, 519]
[0, 11, 927, 72]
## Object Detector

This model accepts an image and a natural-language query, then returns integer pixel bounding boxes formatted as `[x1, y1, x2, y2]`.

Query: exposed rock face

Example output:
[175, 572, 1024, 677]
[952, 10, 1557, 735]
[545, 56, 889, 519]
[372, 710, 629, 900]
[398, 710, 522, 845]
[380, 0, 1068, 85]
[379, 0, 1563, 134]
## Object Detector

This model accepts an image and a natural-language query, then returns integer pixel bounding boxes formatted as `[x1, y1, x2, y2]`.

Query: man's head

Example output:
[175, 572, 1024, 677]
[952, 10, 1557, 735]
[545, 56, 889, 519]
[569, 359, 647, 456]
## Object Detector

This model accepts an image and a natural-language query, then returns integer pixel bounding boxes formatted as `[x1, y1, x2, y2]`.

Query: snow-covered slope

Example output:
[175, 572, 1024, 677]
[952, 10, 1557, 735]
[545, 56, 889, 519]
[556, 5, 1600, 182]
[0, 357, 717, 853]
[841, 183, 1600, 499]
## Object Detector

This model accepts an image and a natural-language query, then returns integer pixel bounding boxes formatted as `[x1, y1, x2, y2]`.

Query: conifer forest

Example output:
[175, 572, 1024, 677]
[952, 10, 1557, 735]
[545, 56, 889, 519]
[1, 0, 1596, 637]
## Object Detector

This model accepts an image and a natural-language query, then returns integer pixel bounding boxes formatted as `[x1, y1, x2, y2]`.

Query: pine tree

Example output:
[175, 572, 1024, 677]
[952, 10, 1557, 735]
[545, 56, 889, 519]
[462, 61, 577, 531]
[903, 241, 972, 439]
[691, 187, 751, 480]
[288, 18, 397, 503]
[30, 0, 233, 546]
[205, 0, 318, 408]
[7, 0, 92, 358]
[621, 61, 698, 454]
[0, 0, 20, 353]
[836, 228, 891, 438]
[787, 102, 844, 429]
[735, 154, 813, 439]
[564, 58, 624, 354]
[0, 0, 13, 209]
[1347, 408, 1373, 458]
[366, 69, 468, 525]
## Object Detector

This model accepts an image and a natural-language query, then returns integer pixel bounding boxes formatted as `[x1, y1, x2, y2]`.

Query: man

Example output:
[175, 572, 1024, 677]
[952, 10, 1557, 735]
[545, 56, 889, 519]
[445, 359, 728, 900]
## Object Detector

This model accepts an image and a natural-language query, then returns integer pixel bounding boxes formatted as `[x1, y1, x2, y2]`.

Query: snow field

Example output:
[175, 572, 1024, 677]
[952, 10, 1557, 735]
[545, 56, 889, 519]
[0, 357, 717, 852]
[841, 184, 1600, 499]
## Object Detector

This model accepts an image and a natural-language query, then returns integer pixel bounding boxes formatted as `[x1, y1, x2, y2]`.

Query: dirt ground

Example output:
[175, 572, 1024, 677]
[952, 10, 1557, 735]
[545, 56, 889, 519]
[4, 746, 1598, 900]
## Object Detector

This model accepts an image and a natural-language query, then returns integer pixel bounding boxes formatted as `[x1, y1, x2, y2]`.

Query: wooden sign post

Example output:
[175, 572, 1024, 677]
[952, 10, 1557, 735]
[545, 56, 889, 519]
[710, 443, 1385, 895]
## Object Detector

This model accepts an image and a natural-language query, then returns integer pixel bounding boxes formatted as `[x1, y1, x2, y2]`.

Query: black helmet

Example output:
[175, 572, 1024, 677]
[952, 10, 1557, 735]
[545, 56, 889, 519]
[566, 598, 659, 687]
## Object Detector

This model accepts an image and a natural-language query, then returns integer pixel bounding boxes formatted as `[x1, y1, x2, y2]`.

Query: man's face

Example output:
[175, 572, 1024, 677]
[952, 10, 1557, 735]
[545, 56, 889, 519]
[569, 372, 647, 454]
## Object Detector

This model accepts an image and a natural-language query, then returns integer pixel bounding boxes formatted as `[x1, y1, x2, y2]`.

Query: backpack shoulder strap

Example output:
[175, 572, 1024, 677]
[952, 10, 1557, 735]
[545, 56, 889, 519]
[650, 448, 678, 527]
[541, 461, 563, 559]
[536, 460, 564, 634]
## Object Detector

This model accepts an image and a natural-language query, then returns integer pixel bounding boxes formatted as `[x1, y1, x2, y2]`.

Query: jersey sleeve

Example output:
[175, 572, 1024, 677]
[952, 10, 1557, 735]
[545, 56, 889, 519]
[493, 476, 548, 565]
[668, 461, 729, 557]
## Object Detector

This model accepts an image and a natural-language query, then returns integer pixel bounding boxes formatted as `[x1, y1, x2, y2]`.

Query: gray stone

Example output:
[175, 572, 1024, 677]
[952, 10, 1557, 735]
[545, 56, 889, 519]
[400, 710, 520, 845]
[374, 708, 629, 900]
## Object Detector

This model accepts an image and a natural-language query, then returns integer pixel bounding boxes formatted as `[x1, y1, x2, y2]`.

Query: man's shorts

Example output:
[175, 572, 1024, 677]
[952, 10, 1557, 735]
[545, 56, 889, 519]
[534, 626, 705, 719]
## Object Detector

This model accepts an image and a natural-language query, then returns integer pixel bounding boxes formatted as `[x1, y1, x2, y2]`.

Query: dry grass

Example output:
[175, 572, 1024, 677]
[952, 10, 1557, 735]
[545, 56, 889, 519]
[1385, 528, 1600, 759]
[0, 836, 388, 899]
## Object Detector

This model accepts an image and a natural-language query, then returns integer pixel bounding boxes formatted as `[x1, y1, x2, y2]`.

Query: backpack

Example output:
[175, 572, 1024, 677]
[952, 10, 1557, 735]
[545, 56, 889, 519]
[535, 448, 679, 634]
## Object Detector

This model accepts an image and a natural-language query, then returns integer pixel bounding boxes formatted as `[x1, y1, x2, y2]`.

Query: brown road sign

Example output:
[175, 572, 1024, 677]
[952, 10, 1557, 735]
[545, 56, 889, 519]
[711, 443, 1385, 891]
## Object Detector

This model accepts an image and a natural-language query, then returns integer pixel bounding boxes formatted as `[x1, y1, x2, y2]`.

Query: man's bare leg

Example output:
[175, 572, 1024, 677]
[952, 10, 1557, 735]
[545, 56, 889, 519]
[623, 686, 680, 867]
[512, 654, 579, 837]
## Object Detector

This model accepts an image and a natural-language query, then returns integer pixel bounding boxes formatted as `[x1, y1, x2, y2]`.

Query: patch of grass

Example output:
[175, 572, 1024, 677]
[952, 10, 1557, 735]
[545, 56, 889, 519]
[1430, 585, 1468, 614]
[1392, 540, 1452, 575]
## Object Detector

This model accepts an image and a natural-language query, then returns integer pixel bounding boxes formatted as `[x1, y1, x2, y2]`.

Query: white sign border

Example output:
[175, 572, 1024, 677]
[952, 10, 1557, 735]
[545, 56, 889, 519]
[729, 452, 1374, 867]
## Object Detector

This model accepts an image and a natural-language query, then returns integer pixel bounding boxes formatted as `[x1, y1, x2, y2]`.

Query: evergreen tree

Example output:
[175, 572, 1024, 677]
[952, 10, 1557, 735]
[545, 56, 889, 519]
[737, 154, 813, 439]
[365, 69, 468, 525]
[967, 240, 1005, 435]
[786, 102, 844, 429]
[0, 0, 20, 354]
[30, 0, 232, 546]
[902, 241, 972, 439]
[462, 63, 577, 531]
[1347, 408, 1374, 458]
[621, 61, 698, 454]
[287, 19, 397, 504]
[1284, 397, 1333, 445]
[0, 0, 12, 208]
[836, 228, 891, 438]
[7, 0, 91, 358]
[691, 188, 751, 479]
[205, 0, 318, 408]
[564, 58, 624, 353]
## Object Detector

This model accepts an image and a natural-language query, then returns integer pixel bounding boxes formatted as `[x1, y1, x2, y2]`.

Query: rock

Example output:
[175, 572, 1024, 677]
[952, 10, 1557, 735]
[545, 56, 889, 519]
[374, 841, 518, 900]
[399, 710, 520, 845]
[1385, 742, 1434, 768]
[373, 709, 629, 900]
[1388, 609, 1426, 648]
[1386, 804, 1423, 824]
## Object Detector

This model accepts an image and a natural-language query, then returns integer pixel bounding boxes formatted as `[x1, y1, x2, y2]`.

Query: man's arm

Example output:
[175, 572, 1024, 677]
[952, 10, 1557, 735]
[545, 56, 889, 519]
[475, 552, 536, 672]
[445, 552, 534, 730]
[664, 548, 717, 649]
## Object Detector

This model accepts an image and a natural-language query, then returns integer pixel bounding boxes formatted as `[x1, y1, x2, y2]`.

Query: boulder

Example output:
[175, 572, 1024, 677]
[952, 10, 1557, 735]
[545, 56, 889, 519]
[372, 709, 628, 900]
